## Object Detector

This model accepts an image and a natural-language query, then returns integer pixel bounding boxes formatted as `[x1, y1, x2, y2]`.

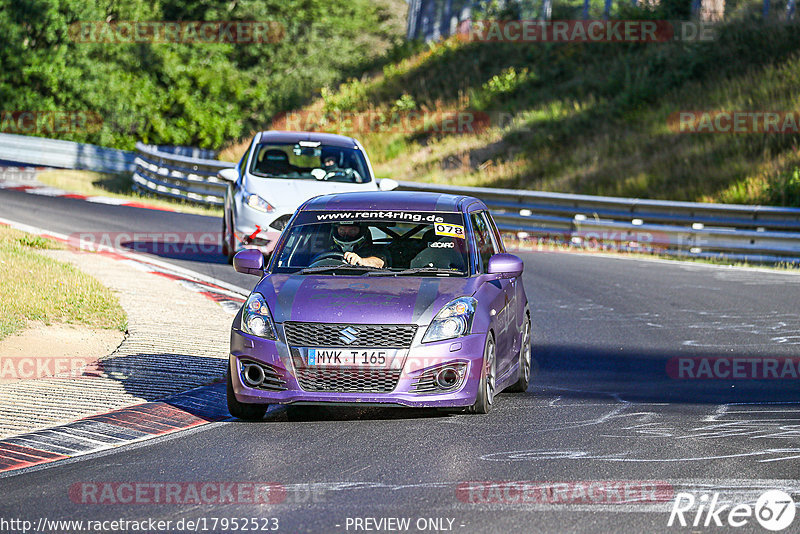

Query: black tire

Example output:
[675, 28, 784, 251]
[226, 368, 268, 421]
[221, 216, 231, 257]
[508, 313, 532, 392]
[469, 333, 496, 414]
[222, 213, 235, 265]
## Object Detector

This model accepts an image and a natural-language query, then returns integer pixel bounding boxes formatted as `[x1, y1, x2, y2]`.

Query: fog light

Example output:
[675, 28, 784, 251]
[435, 367, 460, 389]
[242, 363, 266, 387]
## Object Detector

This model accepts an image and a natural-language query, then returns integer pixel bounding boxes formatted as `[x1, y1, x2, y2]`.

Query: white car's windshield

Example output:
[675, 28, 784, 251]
[249, 142, 371, 184]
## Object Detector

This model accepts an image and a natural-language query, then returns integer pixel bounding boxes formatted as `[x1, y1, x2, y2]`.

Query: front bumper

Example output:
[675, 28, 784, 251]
[232, 202, 289, 255]
[229, 327, 487, 408]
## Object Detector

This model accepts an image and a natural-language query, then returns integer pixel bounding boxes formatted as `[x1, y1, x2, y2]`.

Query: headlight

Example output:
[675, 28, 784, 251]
[422, 297, 477, 343]
[245, 193, 275, 213]
[241, 293, 276, 340]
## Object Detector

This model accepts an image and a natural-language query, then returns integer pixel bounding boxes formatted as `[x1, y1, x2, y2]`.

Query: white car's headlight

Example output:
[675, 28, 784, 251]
[245, 193, 275, 213]
[241, 293, 276, 340]
[422, 297, 477, 343]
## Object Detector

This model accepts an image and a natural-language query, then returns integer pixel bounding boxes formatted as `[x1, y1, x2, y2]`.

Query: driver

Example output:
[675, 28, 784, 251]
[320, 149, 342, 173]
[332, 223, 388, 268]
[311, 149, 348, 181]
[321, 154, 339, 171]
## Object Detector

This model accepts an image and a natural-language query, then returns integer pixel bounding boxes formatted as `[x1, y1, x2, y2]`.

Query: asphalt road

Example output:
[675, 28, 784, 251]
[2, 188, 800, 533]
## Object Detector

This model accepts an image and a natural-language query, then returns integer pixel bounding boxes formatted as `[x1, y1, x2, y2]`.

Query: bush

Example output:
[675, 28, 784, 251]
[0, 0, 406, 150]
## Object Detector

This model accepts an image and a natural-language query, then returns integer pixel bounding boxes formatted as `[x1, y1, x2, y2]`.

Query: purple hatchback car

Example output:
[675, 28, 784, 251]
[227, 191, 531, 418]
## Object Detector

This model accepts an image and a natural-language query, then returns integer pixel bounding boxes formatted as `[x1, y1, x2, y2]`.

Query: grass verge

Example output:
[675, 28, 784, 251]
[36, 170, 223, 217]
[0, 226, 128, 340]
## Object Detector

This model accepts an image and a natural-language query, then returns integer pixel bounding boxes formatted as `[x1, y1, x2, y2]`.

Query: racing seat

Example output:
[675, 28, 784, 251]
[410, 231, 465, 271]
[256, 149, 293, 175]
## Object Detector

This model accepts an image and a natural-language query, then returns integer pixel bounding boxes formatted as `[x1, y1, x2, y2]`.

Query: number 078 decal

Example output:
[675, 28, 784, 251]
[434, 223, 466, 239]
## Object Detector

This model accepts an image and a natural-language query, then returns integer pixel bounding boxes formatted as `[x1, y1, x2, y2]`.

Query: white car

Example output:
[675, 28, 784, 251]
[220, 131, 397, 262]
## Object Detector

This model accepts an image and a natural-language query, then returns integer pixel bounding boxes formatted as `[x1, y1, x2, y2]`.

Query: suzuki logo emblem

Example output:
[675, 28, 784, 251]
[339, 326, 358, 345]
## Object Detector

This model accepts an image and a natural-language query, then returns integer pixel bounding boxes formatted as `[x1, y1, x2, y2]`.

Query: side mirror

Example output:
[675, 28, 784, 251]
[378, 178, 398, 191]
[218, 167, 238, 182]
[233, 249, 264, 275]
[487, 253, 523, 279]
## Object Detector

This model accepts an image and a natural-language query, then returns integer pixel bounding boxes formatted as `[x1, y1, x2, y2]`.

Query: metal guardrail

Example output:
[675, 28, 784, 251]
[395, 181, 800, 262]
[0, 133, 135, 173]
[4, 134, 796, 262]
[132, 142, 233, 206]
[131, 143, 800, 263]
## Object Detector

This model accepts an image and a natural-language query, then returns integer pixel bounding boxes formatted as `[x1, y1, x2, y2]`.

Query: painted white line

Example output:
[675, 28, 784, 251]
[85, 196, 127, 205]
[25, 187, 69, 197]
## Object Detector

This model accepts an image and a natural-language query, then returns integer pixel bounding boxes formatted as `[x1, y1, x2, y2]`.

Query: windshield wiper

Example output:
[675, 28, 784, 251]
[366, 267, 464, 277]
[299, 264, 382, 275]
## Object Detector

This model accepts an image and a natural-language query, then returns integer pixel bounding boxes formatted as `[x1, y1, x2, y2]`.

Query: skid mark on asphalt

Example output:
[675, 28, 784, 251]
[446, 384, 800, 465]
[476, 396, 800, 464]
[251, 479, 800, 513]
[480, 448, 800, 463]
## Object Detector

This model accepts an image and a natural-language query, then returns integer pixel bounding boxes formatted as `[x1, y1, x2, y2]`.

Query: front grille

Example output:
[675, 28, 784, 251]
[284, 322, 417, 348]
[242, 236, 270, 246]
[295, 367, 402, 393]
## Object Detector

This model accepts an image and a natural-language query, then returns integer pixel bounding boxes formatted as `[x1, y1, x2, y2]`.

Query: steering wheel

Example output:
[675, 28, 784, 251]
[308, 251, 346, 267]
[324, 169, 356, 182]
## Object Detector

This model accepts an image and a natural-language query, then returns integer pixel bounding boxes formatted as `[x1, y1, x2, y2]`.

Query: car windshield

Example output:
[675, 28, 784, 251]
[272, 210, 470, 276]
[248, 142, 371, 184]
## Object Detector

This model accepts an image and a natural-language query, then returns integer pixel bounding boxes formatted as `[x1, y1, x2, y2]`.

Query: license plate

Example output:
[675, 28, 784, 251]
[307, 348, 397, 367]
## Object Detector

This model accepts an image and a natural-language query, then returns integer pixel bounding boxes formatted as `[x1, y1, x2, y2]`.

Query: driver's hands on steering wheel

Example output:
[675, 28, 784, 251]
[344, 251, 384, 268]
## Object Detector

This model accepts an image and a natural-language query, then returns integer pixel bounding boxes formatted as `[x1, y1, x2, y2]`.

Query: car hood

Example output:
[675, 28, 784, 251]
[243, 175, 378, 210]
[255, 274, 481, 326]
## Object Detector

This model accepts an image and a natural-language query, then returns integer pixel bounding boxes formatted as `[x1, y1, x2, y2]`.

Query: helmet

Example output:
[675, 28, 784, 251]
[332, 223, 369, 252]
[320, 147, 340, 168]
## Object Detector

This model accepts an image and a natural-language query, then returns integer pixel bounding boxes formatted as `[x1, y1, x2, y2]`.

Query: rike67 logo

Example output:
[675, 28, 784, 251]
[668, 490, 796, 531]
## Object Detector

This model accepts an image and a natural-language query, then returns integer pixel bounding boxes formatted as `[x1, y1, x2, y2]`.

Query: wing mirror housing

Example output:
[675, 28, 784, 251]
[379, 178, 399, 191]
[233, 249, 264, 275]
[487, 253, 523, 279]
[218, 167, 238, 182]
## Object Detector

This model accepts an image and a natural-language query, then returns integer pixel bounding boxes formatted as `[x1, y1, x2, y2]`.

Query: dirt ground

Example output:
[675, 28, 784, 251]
[0, 322, 124, 383]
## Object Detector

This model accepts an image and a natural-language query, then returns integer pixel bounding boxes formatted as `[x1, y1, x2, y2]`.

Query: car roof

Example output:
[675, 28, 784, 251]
[256, 131, 359, 148]
[301, 191, 485, 212]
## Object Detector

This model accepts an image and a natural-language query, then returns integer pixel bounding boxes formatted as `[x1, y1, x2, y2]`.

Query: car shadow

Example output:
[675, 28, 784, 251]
[92, 342, 800, 426]
[274, 404, 450, 423]
[115, 239, 228, 264]
[91, 352, 228, 402]
[531, 343, 800, 405]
